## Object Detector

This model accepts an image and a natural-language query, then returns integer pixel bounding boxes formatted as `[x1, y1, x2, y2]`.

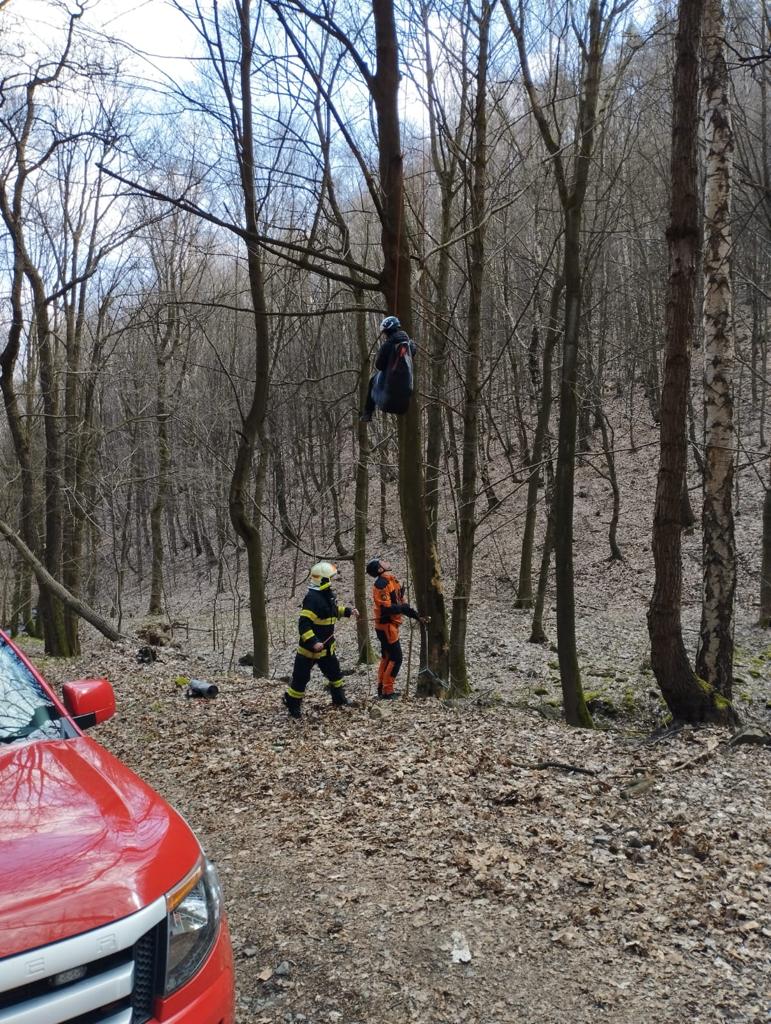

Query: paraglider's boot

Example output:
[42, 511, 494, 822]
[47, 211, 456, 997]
[378, 690, 401, 701]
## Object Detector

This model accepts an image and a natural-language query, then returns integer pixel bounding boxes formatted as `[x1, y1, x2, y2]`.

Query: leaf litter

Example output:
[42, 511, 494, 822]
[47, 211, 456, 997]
[39, 605, 770, 1024]
[35, 436, 771, 1023]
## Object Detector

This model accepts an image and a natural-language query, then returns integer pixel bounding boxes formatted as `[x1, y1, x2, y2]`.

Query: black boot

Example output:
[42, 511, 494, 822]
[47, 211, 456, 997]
[283, 692, 302, 719]
[329, 685, 350, 707]
[378, 690, 401, 701]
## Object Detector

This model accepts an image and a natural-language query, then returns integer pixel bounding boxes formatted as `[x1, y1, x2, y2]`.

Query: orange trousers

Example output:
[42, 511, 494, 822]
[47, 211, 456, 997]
[375, 627, 402, 695]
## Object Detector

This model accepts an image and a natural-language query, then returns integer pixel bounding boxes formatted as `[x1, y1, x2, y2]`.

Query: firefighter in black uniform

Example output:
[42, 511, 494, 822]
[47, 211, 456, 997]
[283, 561, 359, 719]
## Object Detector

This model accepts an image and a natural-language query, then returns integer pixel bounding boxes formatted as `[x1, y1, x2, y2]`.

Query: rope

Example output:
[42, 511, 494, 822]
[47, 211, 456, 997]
[405, 614, 414, 699]
[393, 71, 408, 317]
[403, 535, 412, 697]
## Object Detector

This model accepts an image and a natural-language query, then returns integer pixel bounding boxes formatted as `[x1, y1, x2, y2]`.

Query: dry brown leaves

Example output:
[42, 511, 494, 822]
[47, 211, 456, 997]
[39, 621, 770, 1024]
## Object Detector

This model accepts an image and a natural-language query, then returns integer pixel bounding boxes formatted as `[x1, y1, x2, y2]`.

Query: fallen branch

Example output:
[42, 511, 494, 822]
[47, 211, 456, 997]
[511, 760, 600, 777]
[669, 739, 723, 774]
[0, 518, 123, 643]
[508, 760, 613, 791]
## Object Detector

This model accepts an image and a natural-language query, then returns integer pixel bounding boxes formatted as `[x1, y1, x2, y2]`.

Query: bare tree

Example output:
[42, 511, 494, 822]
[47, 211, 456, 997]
[503, 0, 632, 726]
[695, 0, 737, 697]
[145, 208, 207, 616]
[127, 0, 282, 676]
[0, 11, 137, 654]
[411, 1, 469, 545]
[762, 455, 771, 626]
[516, 275, 563, 607]
[269, 0, 450, 684]
[0, 518, 121, 642]
[448, 0, 497, 695]
[648, 0, 735, 724]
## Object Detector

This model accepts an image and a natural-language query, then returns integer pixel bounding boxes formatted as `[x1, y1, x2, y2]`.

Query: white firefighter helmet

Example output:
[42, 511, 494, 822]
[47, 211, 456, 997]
[309, 560, 338, 587]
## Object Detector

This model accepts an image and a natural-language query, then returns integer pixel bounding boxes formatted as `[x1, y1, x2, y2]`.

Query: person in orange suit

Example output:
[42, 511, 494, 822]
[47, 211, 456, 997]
[366, 558, 428, 699]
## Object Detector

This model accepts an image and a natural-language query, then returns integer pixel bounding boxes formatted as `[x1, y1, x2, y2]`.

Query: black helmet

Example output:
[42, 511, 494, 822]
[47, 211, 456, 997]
[366, 558, 382, 578]
[379, 315, 400, 334]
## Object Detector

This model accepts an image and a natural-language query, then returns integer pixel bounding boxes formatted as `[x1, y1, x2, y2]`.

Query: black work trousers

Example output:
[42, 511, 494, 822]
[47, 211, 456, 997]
[290, 649, 343, 695]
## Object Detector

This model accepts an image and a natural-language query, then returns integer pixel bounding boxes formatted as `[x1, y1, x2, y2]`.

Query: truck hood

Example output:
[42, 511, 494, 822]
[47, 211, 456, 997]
[0, 737, 200, 958]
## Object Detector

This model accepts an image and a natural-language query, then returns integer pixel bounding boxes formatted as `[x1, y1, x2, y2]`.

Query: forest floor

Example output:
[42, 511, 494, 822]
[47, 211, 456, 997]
[35, 590, 771, 1023]
[32, 418, 771, 1024]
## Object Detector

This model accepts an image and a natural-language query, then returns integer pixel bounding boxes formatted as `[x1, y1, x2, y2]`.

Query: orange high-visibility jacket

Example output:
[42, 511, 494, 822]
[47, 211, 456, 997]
[372, 572, 418, 634]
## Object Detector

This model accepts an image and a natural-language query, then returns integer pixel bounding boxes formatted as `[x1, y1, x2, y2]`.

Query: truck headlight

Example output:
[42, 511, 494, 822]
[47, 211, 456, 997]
[163, 856, 223, 995]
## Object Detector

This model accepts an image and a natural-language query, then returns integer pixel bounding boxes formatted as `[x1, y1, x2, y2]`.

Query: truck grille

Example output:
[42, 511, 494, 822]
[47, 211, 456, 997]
[0, 898, 167, 1024]
[132, 927, 159, 1021]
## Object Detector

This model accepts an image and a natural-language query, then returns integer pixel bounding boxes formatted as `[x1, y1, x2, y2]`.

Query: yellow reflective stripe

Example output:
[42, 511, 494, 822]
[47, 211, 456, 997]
[286, 687, 304, 699]
[328, 678, 344, 688]
[300, 610, 336, 625]
[337, 604, 346, 617]
[296, 647, 322, 659]
[300, 629, 316, 641]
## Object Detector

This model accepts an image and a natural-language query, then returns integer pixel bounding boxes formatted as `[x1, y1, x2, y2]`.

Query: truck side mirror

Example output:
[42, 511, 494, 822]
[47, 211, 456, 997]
[62, 678, 116, 730]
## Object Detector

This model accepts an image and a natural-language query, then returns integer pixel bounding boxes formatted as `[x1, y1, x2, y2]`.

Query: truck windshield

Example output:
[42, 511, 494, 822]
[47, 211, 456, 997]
[0, 639, 63, 745]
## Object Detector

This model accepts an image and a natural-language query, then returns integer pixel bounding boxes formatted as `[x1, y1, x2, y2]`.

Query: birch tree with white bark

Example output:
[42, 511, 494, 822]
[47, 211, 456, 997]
[695, 0, 737, 698]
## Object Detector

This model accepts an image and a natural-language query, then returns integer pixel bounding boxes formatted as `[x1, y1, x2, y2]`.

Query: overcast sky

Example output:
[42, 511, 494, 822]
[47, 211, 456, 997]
[20, 0, 199, 74]
[89, 0, 195, 57]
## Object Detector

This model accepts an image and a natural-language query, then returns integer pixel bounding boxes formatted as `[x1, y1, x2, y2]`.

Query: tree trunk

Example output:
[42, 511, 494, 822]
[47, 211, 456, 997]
[647, 0, 735, 725]
[0, 262, 40, 603]
[61, 266, 103, 653]
[695, 0, 736, 699]
[504, 0, 608, 727]
[596, 406, 623, 561]
[228, 0, 271, 678]
[0, 519, 122, 642]
[353, 296, 374, 662]
[424, 193, 452, 546]
[324, 412, 349, 558]
[530, 456, 555, 645]
[0, 41, 78, 657]
[149, 344, 171, 615]
[449, 0, 492, 697]
[421, 2, 464, 546]
[372, 0, 449, 687]
[32, 275, 73, 656]
[516, 276, 563, 607]
[761, 461, 771, 627]
[555, 206, 592, 727]
[271, 430, 297, 548]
